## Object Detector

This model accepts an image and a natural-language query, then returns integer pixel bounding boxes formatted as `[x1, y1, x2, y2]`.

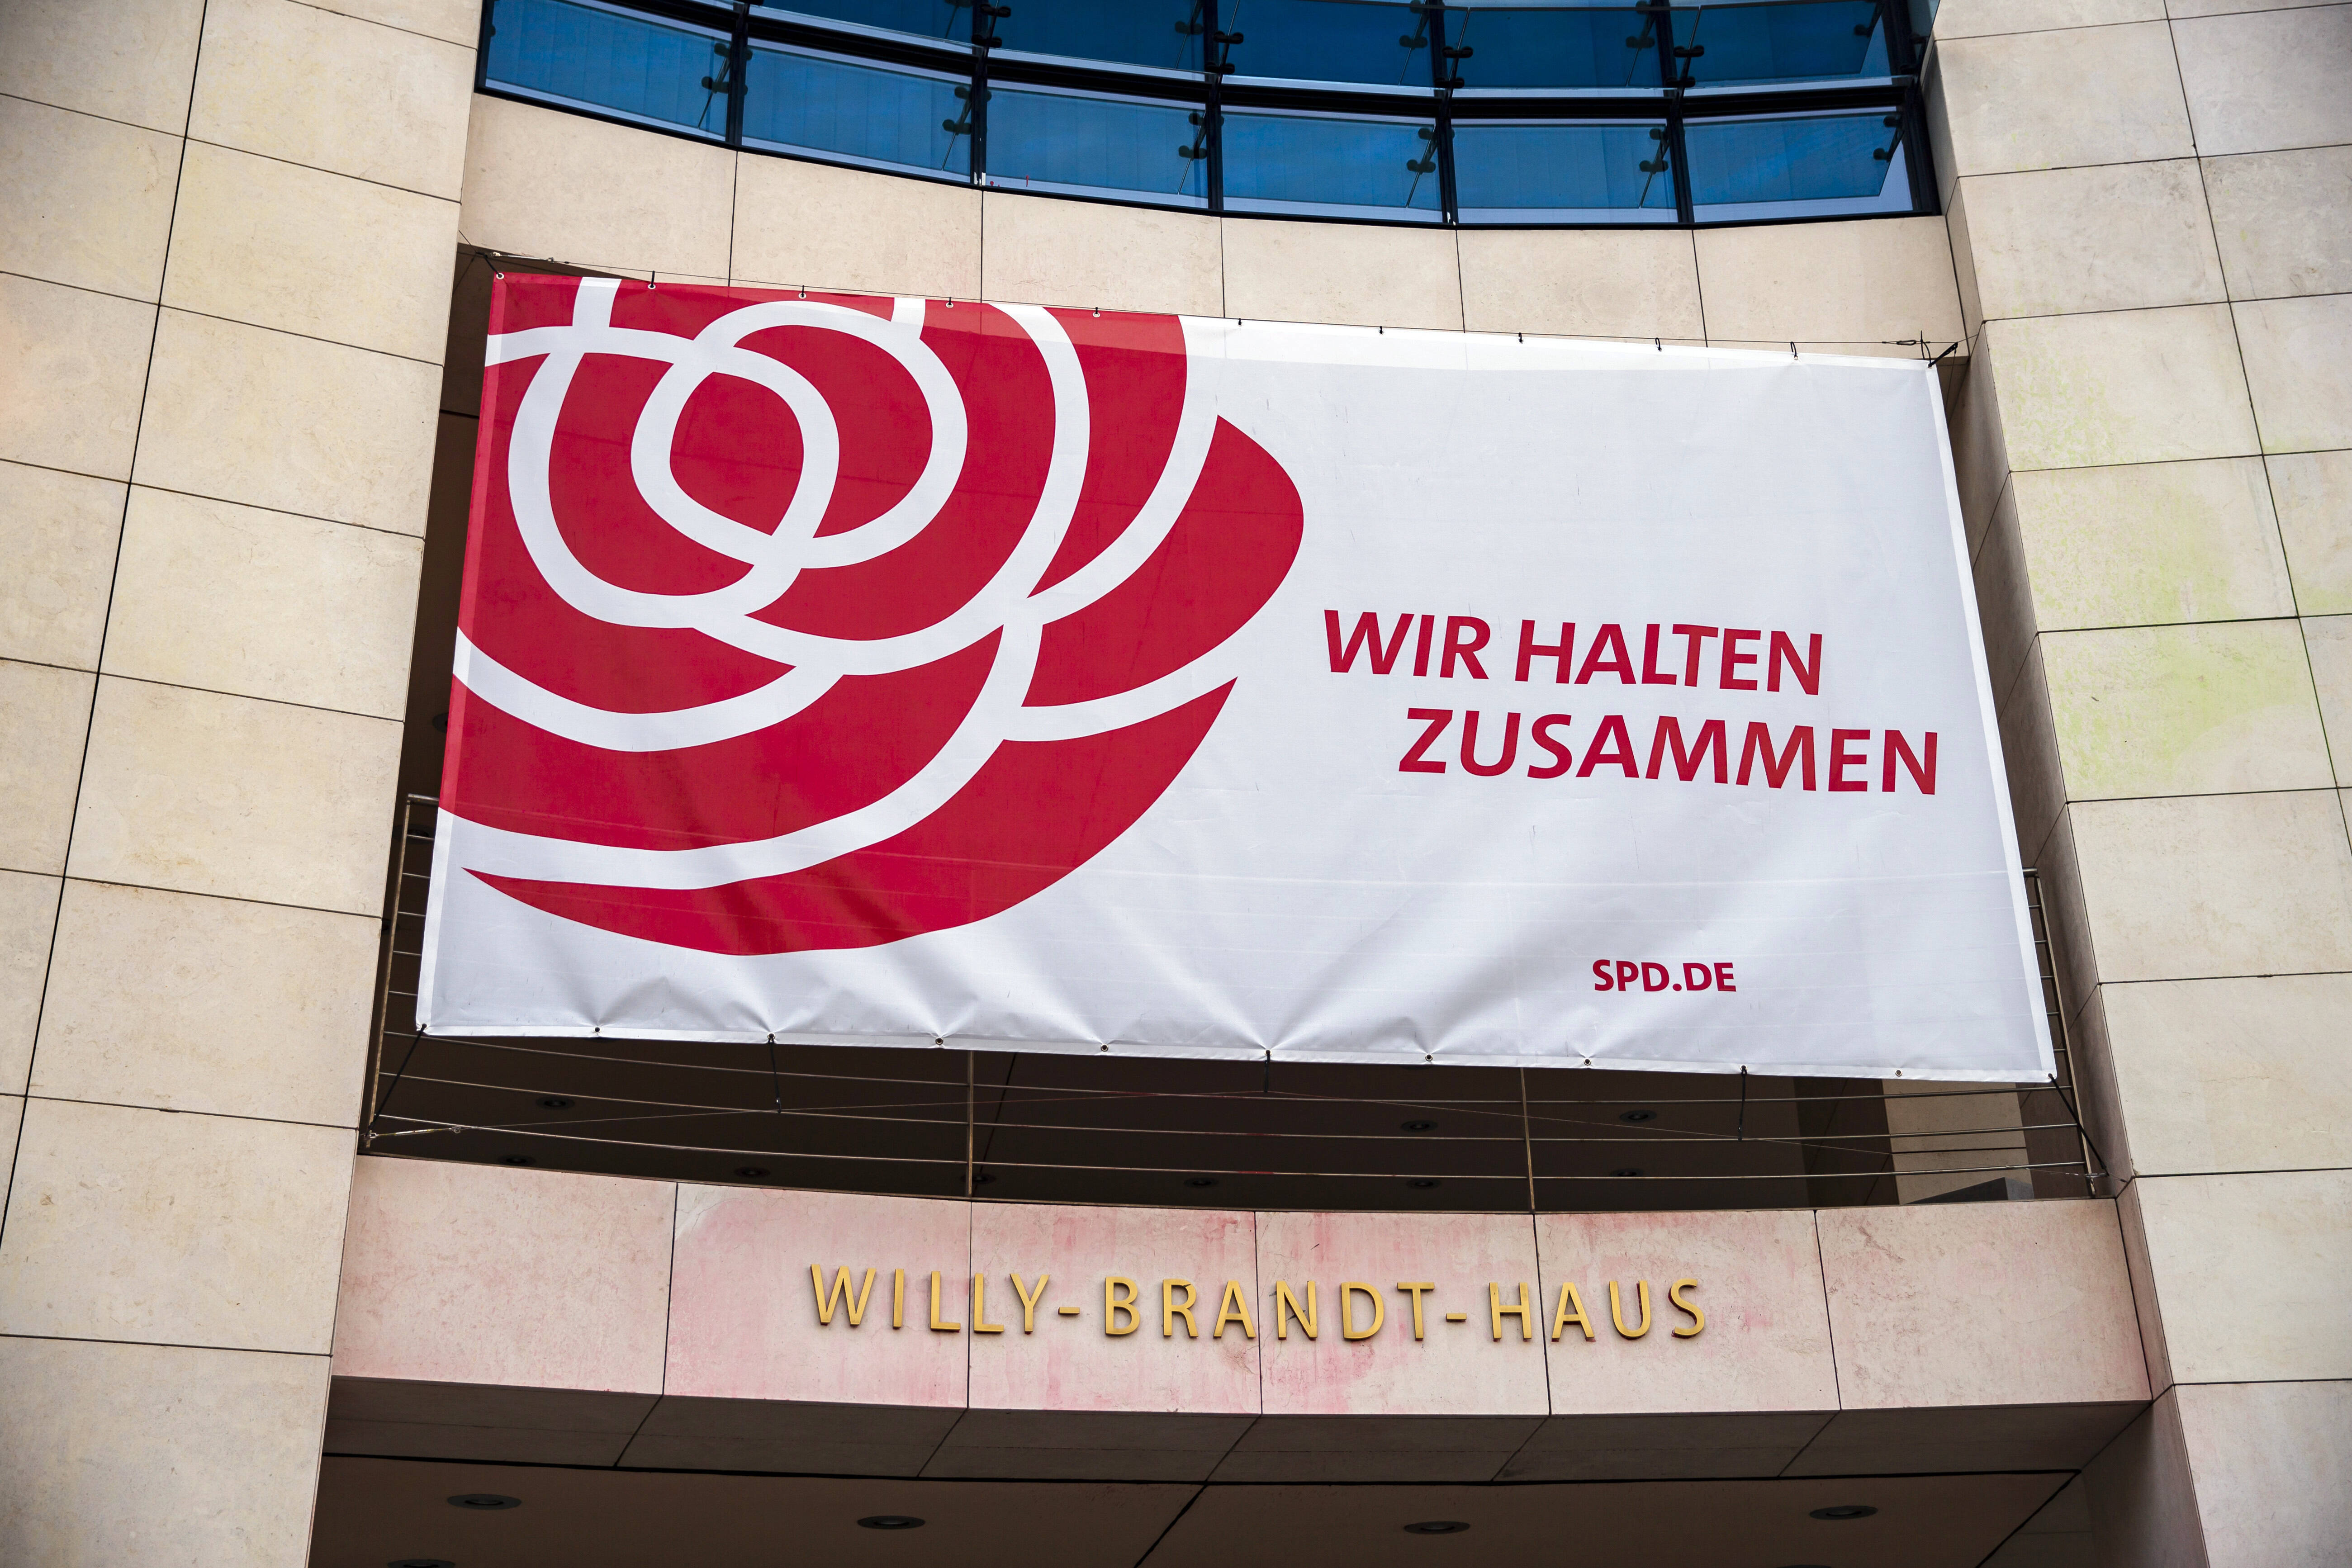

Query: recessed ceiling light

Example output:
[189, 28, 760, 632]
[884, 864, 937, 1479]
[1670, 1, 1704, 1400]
[1619, 1108, 1657, 1123]
[1810, 1504, 1878, 1521]
[1407, 1178, 1441, 1189]
[1400, 1119, 1437, 1132]
[1403, 1520, 1470, 1535]
[446, 1494, 522, 1511]
[535, 1096, 574, 1109]
[498, 1155, 533, 1166]
[1185, 1176, 1219, 1188]
[858, 1515, 925, 1530]
[972, 1171, 996, 1184]
[1611, 1167, 1644, 1177]
[734, 1166, 769, 1179]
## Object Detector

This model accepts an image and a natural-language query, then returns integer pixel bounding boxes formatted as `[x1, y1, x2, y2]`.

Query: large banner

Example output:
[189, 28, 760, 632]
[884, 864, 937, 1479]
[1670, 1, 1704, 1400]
[420, 274, 2050, 1081]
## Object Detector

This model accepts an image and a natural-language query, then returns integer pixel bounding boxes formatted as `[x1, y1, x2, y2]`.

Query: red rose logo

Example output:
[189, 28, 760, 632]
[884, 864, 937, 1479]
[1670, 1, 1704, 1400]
[441, 275, 1303, 955]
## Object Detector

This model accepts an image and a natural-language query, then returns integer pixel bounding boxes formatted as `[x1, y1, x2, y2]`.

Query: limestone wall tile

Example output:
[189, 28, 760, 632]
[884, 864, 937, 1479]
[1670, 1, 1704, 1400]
[0, 658, 95, 877]
[965, 1202, 1260, 1419]
[1695, 216, 1961, 349]
[1981, 305, 2257, 471]
[2269, 450, 2352, 615]
[135, 309, 439, 534]
[1973, 477, 2036, 702]
[0, 1094, 19, 1203]
[978, 191, 1218, 316]
[2067, 789, 2352, 981]
[0, 1338, 330, 1568]
[1928, 0, 2162, 37]
[1954, 161, 2225, 321]
[68, 676, 402, 915]
[626, 1394, 958, 1477]
[330, 1378, 659, 1467]
[1220, 219, 1462, 332]
[326, 0, 483, 48]
[0, 273, 156, 481]
[103, 488, 422, 719]
[2134, 1169, 2352, 1384]
[728, 153, 979, 300]
[1457, 229, 1703, 341]
[1815, 1199, 2148, 1409]
[2175, 1380, 2352, 1568]
[0, 0, 206, 135]
[2308, 614, 2352, 775]
[2201, 147, 2352, 302]
[162, 141, 457, 363]
[333, 1157, 674, 1393]
[1533, 1210, 1836, 1416]
[1934, 24, 2195, 179]
[33, 880, 377, 1126]
[2040, 619, 2333, 798]
[0, 97, 180, 302]
[0, 461, 124, 671]
[1946, 177, 1985, 341]
[189, 0, 474, 199]
[666, 1185, 970, 1409]
[1997, 641, 2067, 863]
[2101, 973, 2352, 1175]
[2081, 1391, 2209, 1565]
[1947, 350, 2012, 549]
[1254, 1210, 1546, 1418]
[460, 94, 734, 278]
[2172, 5, 2352, 158]
[0, 871, 57, 1093]
[0, 1097, 352, 1351]
[2009, 458, 2294, 631]
[2233, 294, 2352, 455]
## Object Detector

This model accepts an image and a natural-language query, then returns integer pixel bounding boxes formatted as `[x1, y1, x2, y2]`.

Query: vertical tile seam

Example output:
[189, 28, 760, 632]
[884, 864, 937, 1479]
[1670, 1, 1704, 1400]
[0, 0, 212, 1254]
[1776, 1207, 1842, 1477]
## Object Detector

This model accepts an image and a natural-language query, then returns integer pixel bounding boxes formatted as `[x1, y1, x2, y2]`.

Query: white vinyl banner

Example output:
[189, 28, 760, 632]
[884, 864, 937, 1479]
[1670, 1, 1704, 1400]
[420, 276, 2052, 1082]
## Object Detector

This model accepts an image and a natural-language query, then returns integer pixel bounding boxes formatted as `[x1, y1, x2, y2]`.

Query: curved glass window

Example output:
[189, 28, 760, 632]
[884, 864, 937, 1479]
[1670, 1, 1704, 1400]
[477, 0, 1938, 227]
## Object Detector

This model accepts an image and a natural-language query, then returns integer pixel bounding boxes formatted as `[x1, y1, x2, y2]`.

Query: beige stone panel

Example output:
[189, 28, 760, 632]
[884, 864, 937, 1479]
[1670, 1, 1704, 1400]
[2269, 450, 2352, 615]
[1956, 161, 2224, 322]
[0, 460, 125, 670]
[1457, 229, 1702, 341]
[1945, 176, 1985, 341]
[1982, 306, 2257, 471]
[978, 191, 1219, 316]
[2010, 458, 2294, 632]
[1815, 1200, 2148, 1409]
[33, 880, 377, 1125]
[2041, 620, 2333, 798]
[461, 94, 734, 278]
[0, 1094, 18, 1201]
[1947, 350, 2012, 551]
[1997, 641, 2067, 863]
[2067, 789, 2352, 981]
[0, 658, 95, 877]
[730, 153, 979, 300]
[2308, 614, 2352, 771]
[1221, 219, 1462, 331]
[1973, 476, 2034, 701]
[135, 309, 439, 534]
[2081, 1391, 2209, 1566]
[2202, 147, 2352, 302]
[104, 488, 422, 718]
[1694, 216, 1961, 349]
[162, 141, 456, 363]
[1929, 0, 2161, 37]
[0, 273, 156, 481]
[1934, 24, 2195, 179]
[0, 97, 180, 302]
[1885, 1081, 2027, 1202]
[2135, 1168, 2352, 1383]
[2233, 294, 2352, 455]
[335, 1157, 675, 1393]
[69, 676, 402, 914]
[2177, 1379, 2352, 1568]
[2101, 973, 2352, 1175]
[2172, 5, 2352, 158]
[0, 0, 206, 135]
[0, 1097, 353, 1351]
[0, 1337, 330, 1568]
[190, 0, 474, 199]
[324, 0, 482, 47]
[0, 871, 57, 1093]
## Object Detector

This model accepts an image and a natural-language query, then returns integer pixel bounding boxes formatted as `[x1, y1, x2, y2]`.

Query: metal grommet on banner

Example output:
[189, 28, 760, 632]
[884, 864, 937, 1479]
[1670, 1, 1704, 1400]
[1789, 341, 1797, 358]
[1092, 305, 1101, 317]
[797, 284, 807, 298]
[1654, 337, 1661, 351]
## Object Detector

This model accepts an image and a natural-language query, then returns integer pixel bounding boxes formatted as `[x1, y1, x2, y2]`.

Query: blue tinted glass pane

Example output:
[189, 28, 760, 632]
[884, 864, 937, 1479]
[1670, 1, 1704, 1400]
[484, 0, 730, 136]
[1451, 122, 1676, 220]
[1680, 1, 1885, 86]
[996, 0, 1204, 70]
[1683, 112, 1912, 219]
[1222, 0, 1430, 87]
[1220, 111, 1442, 218]
[742, 45, 972, 176]
[763, 0, 969, 44]
[986, 87, 1207, 204]
[1450, 8, 1656, 90]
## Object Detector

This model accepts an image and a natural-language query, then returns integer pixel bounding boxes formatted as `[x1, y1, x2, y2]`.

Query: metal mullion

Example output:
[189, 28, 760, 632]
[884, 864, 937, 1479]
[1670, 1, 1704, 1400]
[724, 0, 749, 148]
[1429, 2, 1459, 224]
[1205, 0, 1224, 213]
[1651, 1, 1696, 225]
